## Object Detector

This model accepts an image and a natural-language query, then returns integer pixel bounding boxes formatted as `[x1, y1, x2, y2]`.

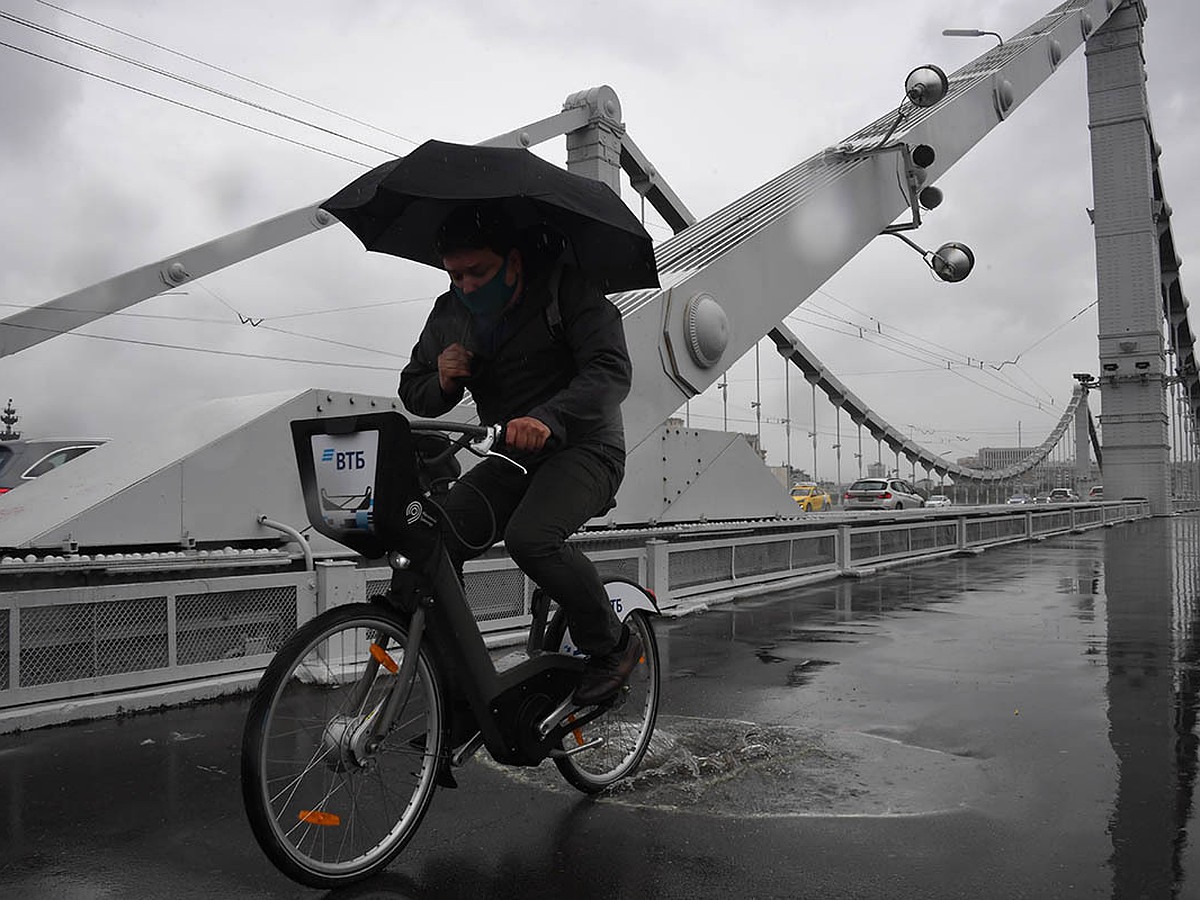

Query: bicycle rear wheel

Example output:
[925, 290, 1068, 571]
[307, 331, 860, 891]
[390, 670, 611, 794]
[546, 608, 660, 793]
[241, 603, 446, 888]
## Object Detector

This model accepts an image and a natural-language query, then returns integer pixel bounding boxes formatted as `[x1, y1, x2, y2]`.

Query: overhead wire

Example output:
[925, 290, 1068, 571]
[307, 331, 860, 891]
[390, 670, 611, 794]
[798, 289, 1069, 405]
[0, 37, 369, 166]
[0, 8, 401, 158]
[0, 318, 404, 370]
[190, 283, 408, 359]
[785, 311, 1055, 412]
[32, 0, 420, 148]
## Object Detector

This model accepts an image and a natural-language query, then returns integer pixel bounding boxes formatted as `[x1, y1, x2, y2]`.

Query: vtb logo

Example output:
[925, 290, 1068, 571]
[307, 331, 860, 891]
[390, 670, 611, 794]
[321, 448, 366, 471]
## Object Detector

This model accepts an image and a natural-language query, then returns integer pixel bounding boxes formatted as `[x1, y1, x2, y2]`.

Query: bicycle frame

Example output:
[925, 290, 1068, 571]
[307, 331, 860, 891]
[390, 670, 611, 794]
[383, 545, 608, 767]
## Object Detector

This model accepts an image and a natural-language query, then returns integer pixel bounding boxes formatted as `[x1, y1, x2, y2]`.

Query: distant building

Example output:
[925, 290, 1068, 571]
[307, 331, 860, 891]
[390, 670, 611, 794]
[977, 446, 1037, 469]
[867, 461, 887, 478]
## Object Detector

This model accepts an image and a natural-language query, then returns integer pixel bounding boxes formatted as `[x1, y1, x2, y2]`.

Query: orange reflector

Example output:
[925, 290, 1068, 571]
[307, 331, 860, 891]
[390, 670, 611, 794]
[369, 643, 399, 674]
[567, 713, 584, 746]
[298, 810, 340, 827]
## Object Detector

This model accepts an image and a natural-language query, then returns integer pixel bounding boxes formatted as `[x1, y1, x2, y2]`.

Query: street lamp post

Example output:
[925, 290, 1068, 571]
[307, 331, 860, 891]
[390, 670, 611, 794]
[811, 382, 819, 483]
[942, 27, 1004, 47]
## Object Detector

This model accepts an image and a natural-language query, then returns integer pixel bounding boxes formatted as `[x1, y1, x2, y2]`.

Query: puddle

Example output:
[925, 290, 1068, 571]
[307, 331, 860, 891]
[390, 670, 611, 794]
[784, 629, 862, 644]
[786, 659, 835, 686]
[483, 715, 989, 818]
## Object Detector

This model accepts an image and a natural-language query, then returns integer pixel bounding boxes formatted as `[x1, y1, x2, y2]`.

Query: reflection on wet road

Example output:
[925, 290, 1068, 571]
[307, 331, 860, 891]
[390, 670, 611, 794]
[2, 516, 1199, 898]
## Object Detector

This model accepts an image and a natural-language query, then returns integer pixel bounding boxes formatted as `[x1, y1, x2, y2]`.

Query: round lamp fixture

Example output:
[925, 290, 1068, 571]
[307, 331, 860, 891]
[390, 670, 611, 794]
[904, 65, 950, 108]
[929, 242, 975, 282]
[918, 186, 944, 210]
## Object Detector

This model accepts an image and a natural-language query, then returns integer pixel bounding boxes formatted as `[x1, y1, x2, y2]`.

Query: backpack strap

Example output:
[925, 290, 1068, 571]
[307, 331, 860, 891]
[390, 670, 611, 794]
[544, 261, 565, 341]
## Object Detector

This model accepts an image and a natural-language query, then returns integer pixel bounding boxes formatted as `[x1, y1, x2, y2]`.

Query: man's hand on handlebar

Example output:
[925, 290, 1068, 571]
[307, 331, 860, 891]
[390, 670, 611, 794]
[505, 417, 551, 453]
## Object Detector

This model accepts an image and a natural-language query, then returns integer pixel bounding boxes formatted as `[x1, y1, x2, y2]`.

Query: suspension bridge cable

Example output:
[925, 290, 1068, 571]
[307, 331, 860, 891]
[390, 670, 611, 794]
[0, 38, 369, 166]
[32, 0, 420, 148]
[0, 9, 402, 157]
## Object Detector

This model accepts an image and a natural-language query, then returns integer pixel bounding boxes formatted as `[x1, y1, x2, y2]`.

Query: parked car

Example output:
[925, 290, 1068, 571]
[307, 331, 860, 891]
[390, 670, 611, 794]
[842, 478, 925, 510]
[925, 494, 952, 508]
[1087, 485, 1104, 501]
[1006, 494, 1032, 505]
[0, 439, 106, 494]
[1048, 487, 1079, 502]
[790, 482, 833, 511]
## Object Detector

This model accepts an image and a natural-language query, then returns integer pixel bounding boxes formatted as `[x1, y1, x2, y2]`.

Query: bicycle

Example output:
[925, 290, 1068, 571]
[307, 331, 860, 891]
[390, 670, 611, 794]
[240, 411, 661, 888]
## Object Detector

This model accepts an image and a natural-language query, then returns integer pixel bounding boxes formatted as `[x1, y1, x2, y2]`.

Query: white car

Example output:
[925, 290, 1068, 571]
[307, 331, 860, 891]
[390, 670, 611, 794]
[842, 478, 926, 510]
[925, 494, 952, 508]
[1048, 487, 1078, 502]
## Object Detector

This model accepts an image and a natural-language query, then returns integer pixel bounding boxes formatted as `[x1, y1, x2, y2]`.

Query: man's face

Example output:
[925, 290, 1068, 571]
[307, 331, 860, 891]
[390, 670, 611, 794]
[442, 247, 519, 295]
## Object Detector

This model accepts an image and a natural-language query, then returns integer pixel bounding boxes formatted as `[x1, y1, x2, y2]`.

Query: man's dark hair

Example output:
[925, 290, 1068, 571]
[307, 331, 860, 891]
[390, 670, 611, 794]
[435, 202, 518, 257]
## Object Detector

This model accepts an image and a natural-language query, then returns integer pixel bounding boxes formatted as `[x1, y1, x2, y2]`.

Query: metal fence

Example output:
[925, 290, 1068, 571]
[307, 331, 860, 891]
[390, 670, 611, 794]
[0, 501, 1149, 716]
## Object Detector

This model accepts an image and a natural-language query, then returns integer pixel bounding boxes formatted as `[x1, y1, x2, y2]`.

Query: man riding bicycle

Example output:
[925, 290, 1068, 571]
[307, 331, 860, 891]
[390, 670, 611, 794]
[398, 202, 642, 706]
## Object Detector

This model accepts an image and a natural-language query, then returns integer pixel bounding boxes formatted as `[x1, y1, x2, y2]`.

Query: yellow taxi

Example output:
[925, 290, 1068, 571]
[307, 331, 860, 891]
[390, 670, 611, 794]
[791, 482, 833, 511]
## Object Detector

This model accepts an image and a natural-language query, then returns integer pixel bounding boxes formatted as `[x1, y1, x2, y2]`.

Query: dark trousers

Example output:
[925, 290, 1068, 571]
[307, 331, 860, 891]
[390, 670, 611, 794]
[438, 443, 625, 656]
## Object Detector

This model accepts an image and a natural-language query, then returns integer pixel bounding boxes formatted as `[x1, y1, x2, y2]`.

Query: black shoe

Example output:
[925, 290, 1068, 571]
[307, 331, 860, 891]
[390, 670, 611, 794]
[573, 628, 644, 706]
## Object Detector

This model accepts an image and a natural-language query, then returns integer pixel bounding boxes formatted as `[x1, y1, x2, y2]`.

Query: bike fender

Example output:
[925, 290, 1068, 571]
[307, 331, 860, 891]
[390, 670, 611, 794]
[557, 579, 658, 657]
[603, 578, 659, 620]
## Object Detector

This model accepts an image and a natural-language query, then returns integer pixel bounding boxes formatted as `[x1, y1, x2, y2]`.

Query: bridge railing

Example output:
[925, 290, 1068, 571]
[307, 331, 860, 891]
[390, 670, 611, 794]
[0, 501, 1151, 724]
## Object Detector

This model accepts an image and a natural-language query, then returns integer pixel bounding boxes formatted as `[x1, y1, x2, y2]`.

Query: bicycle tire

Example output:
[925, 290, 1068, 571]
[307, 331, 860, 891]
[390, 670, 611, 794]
[241, 603, 446, 888]
[545, 608, 660, 794]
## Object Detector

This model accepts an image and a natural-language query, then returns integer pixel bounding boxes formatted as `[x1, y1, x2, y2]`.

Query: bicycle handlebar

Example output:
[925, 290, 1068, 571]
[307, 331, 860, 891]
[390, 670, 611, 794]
[408, 420, 525, 474]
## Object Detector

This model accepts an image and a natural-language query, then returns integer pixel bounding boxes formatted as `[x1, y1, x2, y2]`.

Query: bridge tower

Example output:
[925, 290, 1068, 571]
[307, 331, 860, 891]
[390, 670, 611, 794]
[1086, 1, 1169, 513]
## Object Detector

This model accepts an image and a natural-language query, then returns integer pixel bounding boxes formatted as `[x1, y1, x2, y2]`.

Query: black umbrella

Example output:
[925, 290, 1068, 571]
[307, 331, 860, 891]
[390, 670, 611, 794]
[320, 140, 660, 294]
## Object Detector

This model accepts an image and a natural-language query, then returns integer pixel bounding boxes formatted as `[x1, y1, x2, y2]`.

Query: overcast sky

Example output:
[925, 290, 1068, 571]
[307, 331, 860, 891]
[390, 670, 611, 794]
[1, 0, 1196, 477]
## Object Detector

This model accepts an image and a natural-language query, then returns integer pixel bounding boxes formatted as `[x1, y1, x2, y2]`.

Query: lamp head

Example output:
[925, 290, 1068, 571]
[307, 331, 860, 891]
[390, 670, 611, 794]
[918, 186, 944, 210]
[904, 64, 950, 107]
[927, 242, 975, 282]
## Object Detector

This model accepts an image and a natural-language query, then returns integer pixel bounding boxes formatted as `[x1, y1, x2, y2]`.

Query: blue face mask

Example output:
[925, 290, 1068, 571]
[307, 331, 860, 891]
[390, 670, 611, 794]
[452, 259, 516, 317]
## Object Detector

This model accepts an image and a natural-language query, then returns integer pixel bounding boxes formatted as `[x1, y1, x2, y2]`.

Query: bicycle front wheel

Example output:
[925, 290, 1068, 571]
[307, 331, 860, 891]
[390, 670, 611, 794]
[241, 603, 446, 888]
[546, 608, 660, 794]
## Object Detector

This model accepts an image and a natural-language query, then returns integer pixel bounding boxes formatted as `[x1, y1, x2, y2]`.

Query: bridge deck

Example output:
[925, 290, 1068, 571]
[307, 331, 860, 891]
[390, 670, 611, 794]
[1, 514, 1196, 898]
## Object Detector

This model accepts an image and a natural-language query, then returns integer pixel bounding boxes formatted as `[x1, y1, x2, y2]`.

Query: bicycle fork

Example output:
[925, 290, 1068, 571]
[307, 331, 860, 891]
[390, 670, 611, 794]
[339, 604, 429, 763]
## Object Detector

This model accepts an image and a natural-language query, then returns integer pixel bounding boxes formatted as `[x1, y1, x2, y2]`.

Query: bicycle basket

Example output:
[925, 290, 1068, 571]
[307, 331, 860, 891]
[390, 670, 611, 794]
[291, 412, 436, 559]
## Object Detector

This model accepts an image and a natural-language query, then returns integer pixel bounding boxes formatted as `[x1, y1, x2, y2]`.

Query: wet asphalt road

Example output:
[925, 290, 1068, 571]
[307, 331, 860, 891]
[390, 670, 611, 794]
[2, 515, 1198, 899]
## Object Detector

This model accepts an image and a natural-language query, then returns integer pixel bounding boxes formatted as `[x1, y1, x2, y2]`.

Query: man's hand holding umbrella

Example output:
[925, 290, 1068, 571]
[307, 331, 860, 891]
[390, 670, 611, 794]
[436, 342, 473, 396]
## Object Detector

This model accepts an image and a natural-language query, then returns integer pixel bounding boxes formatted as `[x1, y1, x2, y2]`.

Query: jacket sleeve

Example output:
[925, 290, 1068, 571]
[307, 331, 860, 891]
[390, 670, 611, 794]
[526, 270, 631, 441]
[398, 301, 463, 418]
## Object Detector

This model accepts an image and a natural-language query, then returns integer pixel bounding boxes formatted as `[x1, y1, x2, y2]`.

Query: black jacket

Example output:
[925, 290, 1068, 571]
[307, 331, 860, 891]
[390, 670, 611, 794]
[399, 264, 632, 458]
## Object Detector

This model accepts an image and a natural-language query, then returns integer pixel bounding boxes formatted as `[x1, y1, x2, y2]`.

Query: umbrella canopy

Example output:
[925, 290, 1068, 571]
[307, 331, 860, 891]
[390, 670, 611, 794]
[320, 140, 660, 294]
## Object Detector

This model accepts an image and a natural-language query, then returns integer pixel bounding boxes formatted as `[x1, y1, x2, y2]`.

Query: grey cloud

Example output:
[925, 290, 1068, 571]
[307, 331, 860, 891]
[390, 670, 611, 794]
[0, 45, 81, 156]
